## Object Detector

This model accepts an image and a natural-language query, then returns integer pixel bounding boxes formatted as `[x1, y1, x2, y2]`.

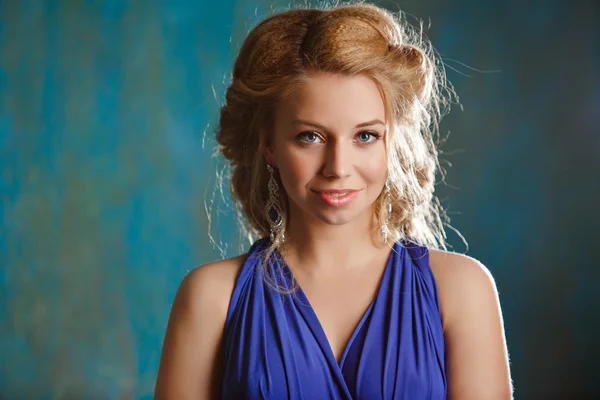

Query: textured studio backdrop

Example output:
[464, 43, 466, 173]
[1, 0, 599, 399]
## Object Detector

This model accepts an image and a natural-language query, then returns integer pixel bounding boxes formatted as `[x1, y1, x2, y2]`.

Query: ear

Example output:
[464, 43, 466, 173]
[263, 145, 276, 167]
[261, 127, 277, 167]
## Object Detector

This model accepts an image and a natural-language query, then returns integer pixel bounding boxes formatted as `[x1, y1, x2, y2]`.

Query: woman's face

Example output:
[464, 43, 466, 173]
[264, 72, 388, 227]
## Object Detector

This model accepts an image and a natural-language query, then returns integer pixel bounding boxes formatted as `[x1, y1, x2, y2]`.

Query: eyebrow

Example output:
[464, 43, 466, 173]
[291, 119, 385, 130]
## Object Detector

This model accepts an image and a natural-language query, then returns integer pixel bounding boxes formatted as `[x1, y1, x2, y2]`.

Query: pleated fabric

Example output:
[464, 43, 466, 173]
[220, 237, 446, 399]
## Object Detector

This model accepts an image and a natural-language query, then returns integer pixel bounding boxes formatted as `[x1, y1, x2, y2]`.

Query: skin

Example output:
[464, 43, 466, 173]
[154, 72, 513, 399]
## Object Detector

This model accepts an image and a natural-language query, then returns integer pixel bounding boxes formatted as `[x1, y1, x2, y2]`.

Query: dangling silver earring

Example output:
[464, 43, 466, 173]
[265, 164, 285, 245]
[380, 177, 392, 244]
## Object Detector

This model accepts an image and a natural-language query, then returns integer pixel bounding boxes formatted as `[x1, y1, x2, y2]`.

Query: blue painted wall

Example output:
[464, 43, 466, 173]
[1, 0, 598, 398]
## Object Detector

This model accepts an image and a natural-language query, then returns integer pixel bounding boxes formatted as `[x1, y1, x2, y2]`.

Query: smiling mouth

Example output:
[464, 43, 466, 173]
[321, 192, 352, 197]
[312, 189, 361, 207]
[313, 189, 359, 194]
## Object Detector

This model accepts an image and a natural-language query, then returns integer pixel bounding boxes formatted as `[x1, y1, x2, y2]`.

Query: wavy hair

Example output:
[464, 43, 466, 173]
[213, 1, 462, 291]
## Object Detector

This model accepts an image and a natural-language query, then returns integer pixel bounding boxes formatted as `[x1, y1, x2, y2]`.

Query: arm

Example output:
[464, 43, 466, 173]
[431, 251, 513, 400]
[154, 257, 243, 399]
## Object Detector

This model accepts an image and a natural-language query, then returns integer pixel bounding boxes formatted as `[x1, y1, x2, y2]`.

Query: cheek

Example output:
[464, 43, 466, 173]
[277, 151, 317, 189]
[361, 149, 388, 181]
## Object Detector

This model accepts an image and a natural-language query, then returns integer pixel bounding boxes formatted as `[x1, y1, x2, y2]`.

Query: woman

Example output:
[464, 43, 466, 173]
[155, 3, 512, 399]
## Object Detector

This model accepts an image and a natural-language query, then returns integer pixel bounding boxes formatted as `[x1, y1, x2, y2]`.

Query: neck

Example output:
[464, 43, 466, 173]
[281, 203, 389, 275]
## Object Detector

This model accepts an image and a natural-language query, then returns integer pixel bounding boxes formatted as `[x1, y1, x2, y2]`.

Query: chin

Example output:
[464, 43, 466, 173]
[314, 212, 356, 226]
[291, 191, 372, 226]
[309, 201, 367, 226]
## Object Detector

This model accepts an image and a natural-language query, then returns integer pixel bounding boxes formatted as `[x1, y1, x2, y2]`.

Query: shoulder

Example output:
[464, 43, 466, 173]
[427, 248, 512, 399]
[154, 254, 247, 399]
[154, 253, 248, 399]
[177, 253, 248, 319]
[427, 248, 501, 333]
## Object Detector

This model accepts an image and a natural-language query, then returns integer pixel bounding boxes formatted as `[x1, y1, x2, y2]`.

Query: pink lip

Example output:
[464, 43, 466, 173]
[316, 189, 357, 193]
[314, 189, 361, 207]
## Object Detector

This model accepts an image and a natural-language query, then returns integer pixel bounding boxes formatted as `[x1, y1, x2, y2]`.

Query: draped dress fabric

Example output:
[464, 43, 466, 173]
[220, 237, 446, 399]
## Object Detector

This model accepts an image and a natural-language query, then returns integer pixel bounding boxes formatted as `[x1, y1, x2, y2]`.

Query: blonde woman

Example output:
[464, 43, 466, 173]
[155, 3, 512, 399]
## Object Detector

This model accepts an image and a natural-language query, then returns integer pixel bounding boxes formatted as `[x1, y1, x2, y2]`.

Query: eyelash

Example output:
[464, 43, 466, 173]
[295, 131, 382, 145]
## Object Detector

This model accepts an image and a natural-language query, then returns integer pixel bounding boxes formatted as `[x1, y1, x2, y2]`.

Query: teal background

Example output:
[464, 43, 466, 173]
[1, 0, 598, 398]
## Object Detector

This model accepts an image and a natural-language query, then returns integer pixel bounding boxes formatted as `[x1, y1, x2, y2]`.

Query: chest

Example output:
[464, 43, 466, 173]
[220, 242, 448, 399]
[292, 259, 388, 363]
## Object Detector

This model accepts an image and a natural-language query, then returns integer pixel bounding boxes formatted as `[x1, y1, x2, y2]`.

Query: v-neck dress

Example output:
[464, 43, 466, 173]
[219, 237, 446, 399]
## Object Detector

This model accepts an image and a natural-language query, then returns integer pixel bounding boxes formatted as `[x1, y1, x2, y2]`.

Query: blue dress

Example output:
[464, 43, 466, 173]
[220, 237, 446, 399]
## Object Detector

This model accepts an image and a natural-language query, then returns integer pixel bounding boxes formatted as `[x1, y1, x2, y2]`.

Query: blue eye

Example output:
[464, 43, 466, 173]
[357, 131, 381, 143]
[295, 130, 381, 145]
[296, 131, 323, 144]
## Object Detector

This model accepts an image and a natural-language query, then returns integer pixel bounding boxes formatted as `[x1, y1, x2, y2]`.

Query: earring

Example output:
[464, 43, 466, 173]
[380, 177, 392, 244]
[265, 164, 285, 245]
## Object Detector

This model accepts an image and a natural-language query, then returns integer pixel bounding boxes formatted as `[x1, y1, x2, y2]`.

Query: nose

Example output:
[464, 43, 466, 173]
[322, 140, 352, 179]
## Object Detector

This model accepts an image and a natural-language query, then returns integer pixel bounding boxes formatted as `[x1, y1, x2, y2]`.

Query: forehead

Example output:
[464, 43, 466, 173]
[275, 72, 387, 129]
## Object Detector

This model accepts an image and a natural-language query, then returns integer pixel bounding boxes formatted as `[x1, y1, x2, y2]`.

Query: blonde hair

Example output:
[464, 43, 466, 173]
[213, 1, 462, 290]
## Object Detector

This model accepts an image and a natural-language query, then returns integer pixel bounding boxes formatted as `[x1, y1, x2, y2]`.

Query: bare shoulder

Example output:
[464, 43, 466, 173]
[183, 253, 248, 306]
[173, 252, 248, 325]
[428, 248, 512, 399]
[427, 248, 496, 286]
[427, 248, 500, 332]
[154, 253, 248, 399]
